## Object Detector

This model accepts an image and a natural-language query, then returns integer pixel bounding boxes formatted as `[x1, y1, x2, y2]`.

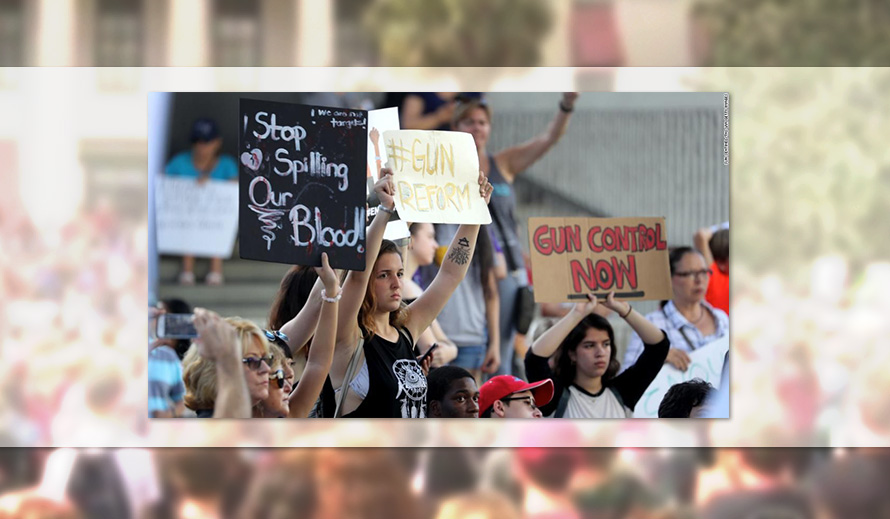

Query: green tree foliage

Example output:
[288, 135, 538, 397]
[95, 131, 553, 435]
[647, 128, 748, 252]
[700, 68, 890, 286]
[693, 0, 890, 65]
[364, 0, 552, 67]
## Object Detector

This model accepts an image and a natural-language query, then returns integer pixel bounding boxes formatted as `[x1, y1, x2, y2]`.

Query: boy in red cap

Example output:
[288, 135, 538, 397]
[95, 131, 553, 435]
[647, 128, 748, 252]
[478, 375, 554, 418]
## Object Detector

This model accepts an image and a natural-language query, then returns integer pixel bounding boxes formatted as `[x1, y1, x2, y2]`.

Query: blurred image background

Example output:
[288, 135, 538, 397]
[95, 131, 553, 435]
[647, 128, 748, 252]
[2, 0, 890, 516]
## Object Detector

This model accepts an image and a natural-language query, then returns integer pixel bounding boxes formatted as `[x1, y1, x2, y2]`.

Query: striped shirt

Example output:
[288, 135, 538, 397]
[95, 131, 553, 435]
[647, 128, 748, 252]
[148, 345, 184, 415]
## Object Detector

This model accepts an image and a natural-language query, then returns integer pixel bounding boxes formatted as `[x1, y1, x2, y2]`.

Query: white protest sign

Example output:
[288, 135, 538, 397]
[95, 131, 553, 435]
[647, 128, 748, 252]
[156, 176, 239, 258]
[367, 107, 400, 186]
[383, 130, 491, 225]
[633, 334, 729, 418]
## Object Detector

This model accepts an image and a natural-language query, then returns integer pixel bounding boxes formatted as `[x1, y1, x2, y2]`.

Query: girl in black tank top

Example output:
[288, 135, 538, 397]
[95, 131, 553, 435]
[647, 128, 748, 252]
[330, 169, 493, 418]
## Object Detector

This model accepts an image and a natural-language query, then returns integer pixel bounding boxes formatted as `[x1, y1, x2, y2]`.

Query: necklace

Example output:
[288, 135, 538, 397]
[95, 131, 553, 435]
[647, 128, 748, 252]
[691, 305, 706, 324]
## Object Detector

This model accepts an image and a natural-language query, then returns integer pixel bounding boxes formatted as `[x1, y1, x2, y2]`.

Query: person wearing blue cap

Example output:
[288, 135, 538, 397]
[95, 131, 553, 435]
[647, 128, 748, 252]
[164, 117, 238, 285]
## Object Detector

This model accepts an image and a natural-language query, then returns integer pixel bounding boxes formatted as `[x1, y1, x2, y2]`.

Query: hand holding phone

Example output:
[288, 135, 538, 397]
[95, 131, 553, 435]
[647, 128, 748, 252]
[156, 313, 198, 339]
[419, 343, 438, 365]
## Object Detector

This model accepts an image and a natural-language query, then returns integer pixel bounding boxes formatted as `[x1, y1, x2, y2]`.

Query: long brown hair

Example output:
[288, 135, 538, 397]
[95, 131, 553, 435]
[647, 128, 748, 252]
[359, 240, 408, 339]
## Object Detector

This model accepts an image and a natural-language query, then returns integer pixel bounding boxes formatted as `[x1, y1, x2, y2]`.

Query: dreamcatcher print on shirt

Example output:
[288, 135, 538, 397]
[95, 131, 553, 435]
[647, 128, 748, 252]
[392, 359, 427, 418]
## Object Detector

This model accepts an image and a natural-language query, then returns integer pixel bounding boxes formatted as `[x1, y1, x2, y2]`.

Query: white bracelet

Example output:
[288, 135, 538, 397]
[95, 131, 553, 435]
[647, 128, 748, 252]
[377, 204, 395, 215]
[321, 288, 341, 303]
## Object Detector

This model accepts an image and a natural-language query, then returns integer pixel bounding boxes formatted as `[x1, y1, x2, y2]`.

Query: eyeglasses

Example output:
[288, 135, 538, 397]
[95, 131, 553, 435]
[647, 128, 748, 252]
[269, 369, 285, 388]
[501, 396, 537, 409]
[673, 269, 712, 279]
[242, 355, 273, 371]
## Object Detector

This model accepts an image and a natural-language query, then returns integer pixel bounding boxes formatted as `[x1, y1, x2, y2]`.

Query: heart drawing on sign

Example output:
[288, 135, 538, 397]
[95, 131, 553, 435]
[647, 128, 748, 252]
[240, 149, 263, 171]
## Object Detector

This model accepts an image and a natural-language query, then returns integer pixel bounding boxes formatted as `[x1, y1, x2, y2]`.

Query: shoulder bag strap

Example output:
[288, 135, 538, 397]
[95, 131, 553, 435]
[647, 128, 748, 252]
[334, 337, 365, 418]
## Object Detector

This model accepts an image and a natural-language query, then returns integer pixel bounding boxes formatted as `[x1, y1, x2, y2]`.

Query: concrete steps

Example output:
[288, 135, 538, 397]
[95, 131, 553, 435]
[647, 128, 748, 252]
[157, 243, 293, 327]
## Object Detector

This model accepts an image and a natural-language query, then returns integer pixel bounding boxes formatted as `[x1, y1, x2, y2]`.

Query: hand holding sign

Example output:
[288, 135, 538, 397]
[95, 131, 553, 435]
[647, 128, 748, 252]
[571, 293, 599, 316]
[601, 291, 631, 317]
[374, 167, 396, 211]
[479, 170, 493, 204]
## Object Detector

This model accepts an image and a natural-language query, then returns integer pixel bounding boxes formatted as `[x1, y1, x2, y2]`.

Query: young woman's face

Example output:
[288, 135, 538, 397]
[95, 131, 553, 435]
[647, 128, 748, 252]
[410, 223, 439, 267]
[242, 337, 271, 404]
[262, 364, 289, 417]
[454, 107, 491, 152]
[372, 252, 404, 313]
[569, 327, 612, 380]
[671, 251, 711, 304]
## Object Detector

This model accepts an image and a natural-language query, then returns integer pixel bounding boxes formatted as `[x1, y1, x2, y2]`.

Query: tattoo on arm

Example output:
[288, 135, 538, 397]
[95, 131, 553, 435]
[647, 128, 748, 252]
[448, 237, 471, 265]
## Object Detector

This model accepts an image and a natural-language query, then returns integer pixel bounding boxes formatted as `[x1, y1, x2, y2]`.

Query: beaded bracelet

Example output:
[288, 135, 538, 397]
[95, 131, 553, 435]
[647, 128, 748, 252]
[321, 288, 342, 303]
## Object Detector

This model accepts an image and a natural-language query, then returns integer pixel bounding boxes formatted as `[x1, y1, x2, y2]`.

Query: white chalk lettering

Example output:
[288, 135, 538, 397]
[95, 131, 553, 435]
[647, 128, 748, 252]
[253, 111, 307, 153]
[289, 205, 365, 249]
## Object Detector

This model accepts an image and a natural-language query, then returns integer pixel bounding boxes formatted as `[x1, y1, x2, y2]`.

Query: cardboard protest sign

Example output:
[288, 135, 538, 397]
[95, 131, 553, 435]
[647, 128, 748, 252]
[633, 335, 729, 418]
[239, 99, 367, 270]
[527, 217, 672, 302]
[156, 176, 239, 258]
[382, 130, 491, 225]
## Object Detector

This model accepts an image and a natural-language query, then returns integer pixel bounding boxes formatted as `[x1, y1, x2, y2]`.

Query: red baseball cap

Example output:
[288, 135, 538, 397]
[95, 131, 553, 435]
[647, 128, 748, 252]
[478, 375, 554, 415]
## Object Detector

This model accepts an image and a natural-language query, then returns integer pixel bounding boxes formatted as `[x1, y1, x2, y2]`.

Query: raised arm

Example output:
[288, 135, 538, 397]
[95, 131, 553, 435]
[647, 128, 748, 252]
[495, 92, 578, 181]
[278, 276, 324, 352]
[401, 94, 455, 130]
[600, 291, 665, 345]
[193, 308, 251, 419]
[289, 253, 339, 417]
[481, 266, 501, 373]
[530, 293, 598, 359]
[335, 170, 396, 346]
[693, 227, 715, 266]
[405, 172, 494, 341]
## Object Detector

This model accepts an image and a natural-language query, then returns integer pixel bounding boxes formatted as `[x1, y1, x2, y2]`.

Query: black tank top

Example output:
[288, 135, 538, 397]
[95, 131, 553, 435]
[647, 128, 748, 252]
[343, 327, 428, 418]
[486, 155, 524, 271]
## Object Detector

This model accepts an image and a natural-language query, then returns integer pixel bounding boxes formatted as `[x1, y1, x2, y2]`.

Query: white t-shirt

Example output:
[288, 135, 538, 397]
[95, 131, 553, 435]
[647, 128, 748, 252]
[560, 385, 632, 418]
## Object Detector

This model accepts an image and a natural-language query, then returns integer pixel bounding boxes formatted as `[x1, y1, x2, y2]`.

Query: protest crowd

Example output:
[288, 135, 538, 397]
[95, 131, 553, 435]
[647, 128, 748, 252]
[149, 92, 731, 420]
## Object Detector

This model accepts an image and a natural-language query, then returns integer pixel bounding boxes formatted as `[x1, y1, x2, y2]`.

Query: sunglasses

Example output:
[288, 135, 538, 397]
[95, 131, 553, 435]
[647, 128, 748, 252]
[269, 369, 285, 389]
[264, 329, 293, 358]
[242, 355, 273, 371]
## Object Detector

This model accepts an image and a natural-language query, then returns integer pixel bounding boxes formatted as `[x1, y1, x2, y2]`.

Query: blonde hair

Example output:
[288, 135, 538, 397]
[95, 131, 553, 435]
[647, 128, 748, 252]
[182, 316, 271, 411]
[451, 98, 492, 128]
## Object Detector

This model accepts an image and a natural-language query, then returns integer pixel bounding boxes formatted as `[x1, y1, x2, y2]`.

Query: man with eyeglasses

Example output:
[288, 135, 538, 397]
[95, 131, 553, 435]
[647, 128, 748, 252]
[478, 375, 554, 418]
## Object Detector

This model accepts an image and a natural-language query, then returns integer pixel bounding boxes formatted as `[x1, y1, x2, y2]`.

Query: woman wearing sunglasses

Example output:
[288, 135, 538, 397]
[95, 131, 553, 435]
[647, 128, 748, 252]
[182, 312, 273, 418]
[255, 342, 292, 418]
[622, 247, 729, 373]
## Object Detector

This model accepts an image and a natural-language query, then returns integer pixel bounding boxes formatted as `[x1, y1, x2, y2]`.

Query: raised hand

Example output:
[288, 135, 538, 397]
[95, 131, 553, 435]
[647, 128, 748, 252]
[562, 92, 579, 108]
[369, 127, 380, 146]
[193, 307, 239, 362]
[374, 167, 395, 209]
[478, 170, 493, 204]
[601, 291, 631, 318]
[571, 293, 599, 316]
[314, 252, 340, 296]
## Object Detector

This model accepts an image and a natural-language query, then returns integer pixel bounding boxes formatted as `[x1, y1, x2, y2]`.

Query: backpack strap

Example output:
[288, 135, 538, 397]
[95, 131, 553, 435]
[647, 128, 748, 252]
[553, 387, 571, 418]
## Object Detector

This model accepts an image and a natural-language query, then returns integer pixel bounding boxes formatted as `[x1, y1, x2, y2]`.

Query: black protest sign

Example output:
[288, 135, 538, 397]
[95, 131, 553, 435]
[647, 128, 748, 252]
[239, 99, 367, 270]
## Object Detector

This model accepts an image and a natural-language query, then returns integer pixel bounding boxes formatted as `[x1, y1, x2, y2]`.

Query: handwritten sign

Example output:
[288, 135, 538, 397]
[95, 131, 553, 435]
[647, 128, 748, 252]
[382, 130, 491, 225]
[156, 176, 239, 258]
[239, 99, 367, 270]
[633, 335, 729, 418]
[527, 217, 672, 302]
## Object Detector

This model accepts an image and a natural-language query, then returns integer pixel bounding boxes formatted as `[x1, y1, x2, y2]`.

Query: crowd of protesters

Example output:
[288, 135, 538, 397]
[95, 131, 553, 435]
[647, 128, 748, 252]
[3, 446, 890, 519]
[147, 92, 737, 420]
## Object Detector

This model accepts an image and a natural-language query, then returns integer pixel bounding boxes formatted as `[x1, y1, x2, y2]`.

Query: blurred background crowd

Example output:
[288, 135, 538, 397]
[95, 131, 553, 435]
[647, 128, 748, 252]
[1, 0, 890, 515]
[2, 447, 890, 518]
